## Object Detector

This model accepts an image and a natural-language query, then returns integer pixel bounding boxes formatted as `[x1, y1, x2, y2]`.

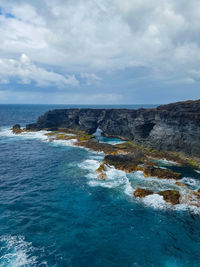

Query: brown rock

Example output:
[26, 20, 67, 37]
[95, 163, 107, 180]
[175, 181, 186, 187]
[143, 166, 181, 180]
[75, 139, 115, 154]
[134, 188, 154, 198]
[12, 124, 22, 134]
[158, 190, 180, 205]
[103, 152, 144, 172]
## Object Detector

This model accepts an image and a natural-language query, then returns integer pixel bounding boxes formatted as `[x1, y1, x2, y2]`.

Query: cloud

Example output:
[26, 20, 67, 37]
[0, 0, 199, 80]
[0, 54, 79, 87]
[0, 0, 199, 103]
[80, 72, 102, 85]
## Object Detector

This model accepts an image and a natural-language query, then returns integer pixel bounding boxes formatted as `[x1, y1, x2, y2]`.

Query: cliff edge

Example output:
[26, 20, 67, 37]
[26, 99, 200, 157]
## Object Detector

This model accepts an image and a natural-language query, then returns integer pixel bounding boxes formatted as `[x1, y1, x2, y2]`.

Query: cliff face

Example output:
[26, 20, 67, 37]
[26, 100, 200, 157]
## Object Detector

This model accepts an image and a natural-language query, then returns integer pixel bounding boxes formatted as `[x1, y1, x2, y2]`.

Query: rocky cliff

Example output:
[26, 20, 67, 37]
[26, 100, 200, 157]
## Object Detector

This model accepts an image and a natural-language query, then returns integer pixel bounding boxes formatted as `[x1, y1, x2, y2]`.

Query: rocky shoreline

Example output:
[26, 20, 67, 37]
[25, 99, 200, 158]
[11, 123, 200, 208]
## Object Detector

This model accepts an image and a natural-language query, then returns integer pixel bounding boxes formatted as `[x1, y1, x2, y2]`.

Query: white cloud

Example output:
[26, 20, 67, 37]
[0, 54, 79, 87]
[0, 0, 200, 85]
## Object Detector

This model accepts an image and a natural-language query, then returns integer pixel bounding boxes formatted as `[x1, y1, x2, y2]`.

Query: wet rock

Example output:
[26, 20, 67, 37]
[175, 181, 186, 187]
[12, 124, 22, 134]
[26, 99, 200, 157]
[134, 188, 181, 205]
[75, 139, 115, 154]
[143, 166, 181, 180]
[103, 151, 145, 172]
[95, 163, 107, 180]
[134, 188, 154, 198]
[158, 190, 180, 205]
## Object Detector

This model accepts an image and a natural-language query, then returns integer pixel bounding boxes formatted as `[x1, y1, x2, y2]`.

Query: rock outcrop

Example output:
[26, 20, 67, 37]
[26, 99, 200, 157]
[143, 166, 182, 180]
[12, 124, 22, 134]
[134, 188, 180, 205]
[134, 188, 154, 198]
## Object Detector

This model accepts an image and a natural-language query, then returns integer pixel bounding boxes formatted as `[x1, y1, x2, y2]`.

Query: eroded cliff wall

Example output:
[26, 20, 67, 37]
[26, 100, 200, 157]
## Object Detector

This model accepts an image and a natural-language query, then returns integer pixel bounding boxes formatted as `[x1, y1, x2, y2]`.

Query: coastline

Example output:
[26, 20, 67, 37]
[10, 125, 200, 210]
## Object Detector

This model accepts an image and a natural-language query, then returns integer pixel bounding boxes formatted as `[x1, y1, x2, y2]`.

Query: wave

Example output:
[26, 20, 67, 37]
[180, 177, 200, 189]
[0, 127, 77, 147]
[2, 127, 200, 213]
[79, 158, 133, 196]
[142, 194, 169, 209]
[0, 235, 38, 267]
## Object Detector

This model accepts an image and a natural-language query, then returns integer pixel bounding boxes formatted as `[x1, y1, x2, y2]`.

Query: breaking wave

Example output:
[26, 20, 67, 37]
[78, 158, 133, 196]
[0, 127, 77, 147]
[0, 235, 38, 267]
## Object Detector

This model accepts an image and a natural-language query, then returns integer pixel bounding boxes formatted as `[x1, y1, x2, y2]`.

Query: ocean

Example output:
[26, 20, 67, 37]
[0, 104, 200, 267]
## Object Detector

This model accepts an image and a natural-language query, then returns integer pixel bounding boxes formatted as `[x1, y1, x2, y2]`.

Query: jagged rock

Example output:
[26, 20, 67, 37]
[25, 100, 200, 157]
[158, 190, 180, 205]
[143, 166, 181, 180]
[12, 124, 22, 134]
[95, 163, 107, 180]
[103, 152, 144, 172]
[134, 188, 154, 198]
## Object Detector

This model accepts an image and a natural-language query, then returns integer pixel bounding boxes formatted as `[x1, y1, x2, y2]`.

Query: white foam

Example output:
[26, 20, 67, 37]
[100, 140, 125, 145]
[174, 203, 200, 214]
[180, 177, 200, 188]
[79, 159, 134, 196]
[0, 127, 16, 138]
[195, 169, 200, 174]
[0, 235, 37, 267]
[142, 194, 169, 209]
[0, 127, 49, 141]
[0, 127, 78, 148]
[141, 188, 200, 214]
[153, 158, 178, 166]
[131, 171, 176, 186]
[50, 138, 77, 147]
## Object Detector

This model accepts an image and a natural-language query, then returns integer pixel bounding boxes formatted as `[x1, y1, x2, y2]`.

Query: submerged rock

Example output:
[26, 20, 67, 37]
[134, 188, 154, 198]
[12, 124, 22, 134]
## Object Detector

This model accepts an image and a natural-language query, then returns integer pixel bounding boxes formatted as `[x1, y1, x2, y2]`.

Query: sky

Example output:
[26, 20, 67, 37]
[0, 0, 199, 104]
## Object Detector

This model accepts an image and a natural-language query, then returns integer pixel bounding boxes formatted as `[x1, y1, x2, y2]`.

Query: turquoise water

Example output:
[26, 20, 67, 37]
[0, 105, 200, 267]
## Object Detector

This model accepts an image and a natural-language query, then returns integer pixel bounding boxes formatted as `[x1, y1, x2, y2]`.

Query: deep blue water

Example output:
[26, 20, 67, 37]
[0, 105, 200, 267]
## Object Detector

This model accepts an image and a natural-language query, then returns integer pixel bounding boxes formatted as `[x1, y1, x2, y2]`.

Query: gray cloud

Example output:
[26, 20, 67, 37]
[0, 0, 199, 103]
